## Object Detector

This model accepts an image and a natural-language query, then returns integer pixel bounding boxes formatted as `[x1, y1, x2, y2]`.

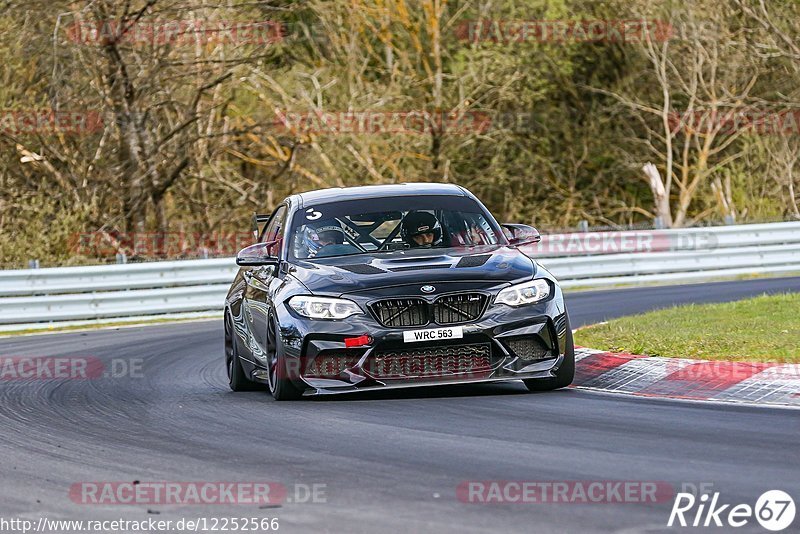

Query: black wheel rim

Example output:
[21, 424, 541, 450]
[266, 315, 279, 394]
[224, 315, 234, 384]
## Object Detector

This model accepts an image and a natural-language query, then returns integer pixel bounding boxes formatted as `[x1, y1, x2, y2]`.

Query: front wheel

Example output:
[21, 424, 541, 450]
[523, 313, 575, 392]
[266, 314, 303, 401]
[225, 313, 259, 392]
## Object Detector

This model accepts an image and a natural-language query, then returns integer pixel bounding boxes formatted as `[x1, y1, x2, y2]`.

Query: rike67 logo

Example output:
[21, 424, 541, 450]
[668, 490, 795, 531]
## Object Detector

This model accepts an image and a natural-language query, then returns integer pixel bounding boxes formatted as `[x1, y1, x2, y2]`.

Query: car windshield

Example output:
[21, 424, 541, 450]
[289, 195, 503, 259]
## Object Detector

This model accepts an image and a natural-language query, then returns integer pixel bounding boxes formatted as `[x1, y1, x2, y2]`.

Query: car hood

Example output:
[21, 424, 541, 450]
[288, 245, 537, 297]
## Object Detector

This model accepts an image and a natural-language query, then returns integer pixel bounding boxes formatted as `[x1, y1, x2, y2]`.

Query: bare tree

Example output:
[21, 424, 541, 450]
[593, 1, 767, 227]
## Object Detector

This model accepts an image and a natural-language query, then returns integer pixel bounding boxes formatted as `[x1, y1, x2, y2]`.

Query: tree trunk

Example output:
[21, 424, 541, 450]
[642, 162, 673, 227]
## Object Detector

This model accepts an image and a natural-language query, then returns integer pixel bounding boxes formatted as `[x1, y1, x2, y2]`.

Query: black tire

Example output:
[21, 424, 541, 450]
[266, 314, 303, 401]
[523, 314, 575, 392]
[225, 313, 259, 392]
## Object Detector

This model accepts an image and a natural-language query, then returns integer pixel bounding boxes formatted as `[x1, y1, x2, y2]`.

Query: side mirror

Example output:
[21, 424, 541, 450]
[252, 213, 271, 241]
[236, 241, 280, 266]
[501, 224, 541, 247]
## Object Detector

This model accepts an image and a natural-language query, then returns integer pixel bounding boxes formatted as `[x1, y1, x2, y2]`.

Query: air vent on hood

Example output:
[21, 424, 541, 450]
[338, 264, 387, 275]
[455, 254, 491, 268]
[389, 264, 451, 272]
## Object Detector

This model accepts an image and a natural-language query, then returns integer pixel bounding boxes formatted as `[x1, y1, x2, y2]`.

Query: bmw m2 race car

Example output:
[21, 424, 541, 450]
[224, 183, 573, 399]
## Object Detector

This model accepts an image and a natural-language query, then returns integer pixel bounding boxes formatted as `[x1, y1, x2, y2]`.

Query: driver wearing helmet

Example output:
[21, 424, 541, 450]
[401, 211, 442, 248]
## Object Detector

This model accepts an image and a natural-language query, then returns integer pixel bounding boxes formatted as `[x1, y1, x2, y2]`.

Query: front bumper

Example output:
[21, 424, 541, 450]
[262, 289, 569, 396]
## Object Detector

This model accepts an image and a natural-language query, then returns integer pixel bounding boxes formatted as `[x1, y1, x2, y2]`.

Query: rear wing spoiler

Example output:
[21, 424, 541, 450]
[252, 213, 272, 241]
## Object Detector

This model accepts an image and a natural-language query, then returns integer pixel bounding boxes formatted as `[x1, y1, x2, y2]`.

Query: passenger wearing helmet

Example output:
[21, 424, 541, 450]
[297, 219, 349, 258]
[401, 211, 442, 248]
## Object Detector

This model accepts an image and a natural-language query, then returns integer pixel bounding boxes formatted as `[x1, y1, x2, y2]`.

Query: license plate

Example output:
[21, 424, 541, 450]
[403, 326, 463, 343]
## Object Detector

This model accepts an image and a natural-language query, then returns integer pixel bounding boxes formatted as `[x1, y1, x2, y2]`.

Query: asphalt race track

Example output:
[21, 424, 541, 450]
[1, 278, 799, 533]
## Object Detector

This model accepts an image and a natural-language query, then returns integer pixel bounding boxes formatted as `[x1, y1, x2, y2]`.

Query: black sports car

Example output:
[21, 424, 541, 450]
[224, 183, 574, 400]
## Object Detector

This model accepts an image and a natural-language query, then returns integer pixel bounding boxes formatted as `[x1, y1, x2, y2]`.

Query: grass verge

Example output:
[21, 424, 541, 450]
[575, 293, 800, 363]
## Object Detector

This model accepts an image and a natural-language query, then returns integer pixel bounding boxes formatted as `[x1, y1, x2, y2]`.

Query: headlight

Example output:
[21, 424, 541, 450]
[287, 296, 362, 319]
[494, 279, 551, 307]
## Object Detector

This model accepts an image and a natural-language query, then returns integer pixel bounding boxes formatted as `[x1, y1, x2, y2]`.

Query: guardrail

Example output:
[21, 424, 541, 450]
[2, 221, 799, 328]
[528, 221, 800, 287]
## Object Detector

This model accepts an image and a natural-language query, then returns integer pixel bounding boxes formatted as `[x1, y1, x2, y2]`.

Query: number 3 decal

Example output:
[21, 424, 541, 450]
[306, 208, 322, 220]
